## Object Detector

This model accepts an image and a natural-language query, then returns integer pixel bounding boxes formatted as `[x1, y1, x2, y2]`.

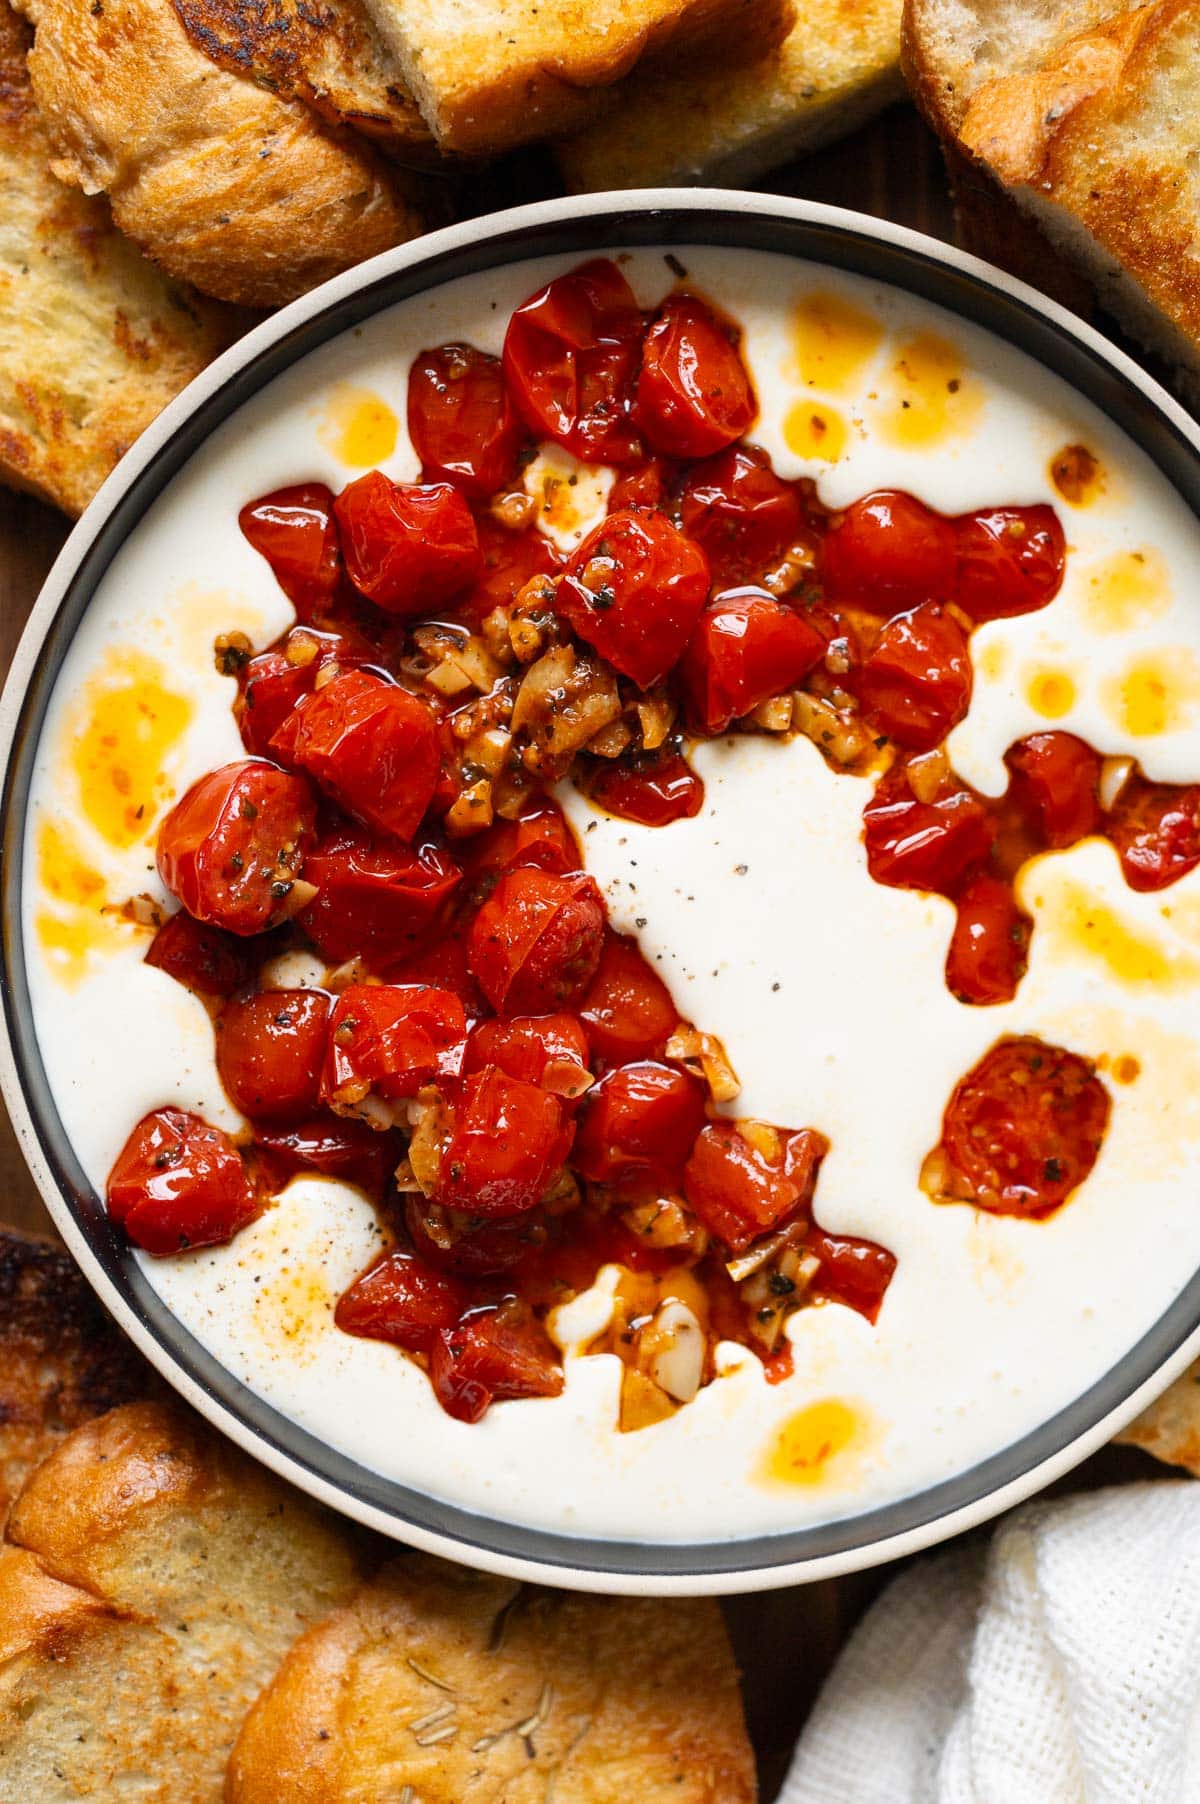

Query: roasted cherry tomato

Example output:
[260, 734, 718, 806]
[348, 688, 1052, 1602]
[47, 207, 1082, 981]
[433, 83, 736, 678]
[863, 765, 994, 895]
[502, 258, 645, 465]
[236, 630, 362, 760]
[253, 1114, 401, 1199]
[334, 1249, 468, 1354]
[945, 873, 1031, 1007]
[334, 472, 481, 615]
[407, 343, 525, 497]
[572, 1061, 706, 1185]
[682, 588, 825, 734]
[435, 1069, 572, 1217]
[955, 505, 1066, 622]
[857, 602, 972, 752]
[608, 457, 672, 513]
[239, 483, 341, 620]
[465, 518, 562, 623]
[557, 509, 710, 689]
[468, 867, 605, 1014]
[1004, 732, 1102, 851]
[107, 1108, 258, 1255]
[1105, 772, 1200, 891]
[157, 759, 317, 937]
[463, 796, 580, 890]
[390, 922, 488, 1016]
[465, 1014, 592, 1098]
[938, 1035, 1110, 1218]
[323, 984, 467, 1111]
[683, 1120, 826, 1254]
[297, 827, 460, 965]
[578, 932, 678, 1064]
[429, 1310, 564, 1422]
[583, 753, 704, 828]
[821, 490, 957, 614]
[270, 669, 439, 844]
[636, 294, 756, 459]
[144, 911, 257, 999]
[678, 445, 806, 589]
[216, 988, 331, 1122]
[406, 1195, 549, 1276]
[806, 1228, 896, 1323]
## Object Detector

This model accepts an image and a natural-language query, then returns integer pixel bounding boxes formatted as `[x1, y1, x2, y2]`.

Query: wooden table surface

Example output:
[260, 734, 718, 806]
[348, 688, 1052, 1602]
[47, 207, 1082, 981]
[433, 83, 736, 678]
[0, 102, 1167, 1800]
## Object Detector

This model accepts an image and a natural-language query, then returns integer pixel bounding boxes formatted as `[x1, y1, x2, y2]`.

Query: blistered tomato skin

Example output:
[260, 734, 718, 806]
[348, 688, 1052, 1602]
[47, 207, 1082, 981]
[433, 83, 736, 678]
[468, 868, 606, 1015]
[323, 984, 467, 1109]
[334, 1249, 468, 1353]
[216, 989, 332, 1122]
[298, 828, 460, 965]
[572, 1061, 706, 1185]
[157, 760, 317, 937]
[334, 472, 481, 615]
[578, 932, 678, 1064]
[863, 766, 994, 895]
[430, 1313, 564, 1421]
[435, 1069, 572, 1217]
[466, 518, 561, 623]
[584, 753, 705, 829]
[857, 603, 973, 752]
[270, 668, 439, 844]
[557, 510, 711, 690]
[463, 797, 579, 889]
[1106, 774, 1200, 891]
[684, 1122, 826, 1254]
[946, 873, 1031, 1007]
[465, 1015, 592, 1097]
[636, 294, 756, 459]
[107, 1108, 258, 1255]
[145, 911, 257, 999]
[806, 1229, 896, 1323]
[253, 1115, 400, 1199]
[678, 445, 806, 588]
[955, 505, 1066, 622]
[1005, 732, 1103, 850]
[237, 631, 361, 760]
[407, 343, 525, 497]
[822, 490, 957, 613]
[501, 257, 645, 465]
[682, 588, 826, 734]
[238, 483, 341, 620]
[938, 1036, 1110, 1218]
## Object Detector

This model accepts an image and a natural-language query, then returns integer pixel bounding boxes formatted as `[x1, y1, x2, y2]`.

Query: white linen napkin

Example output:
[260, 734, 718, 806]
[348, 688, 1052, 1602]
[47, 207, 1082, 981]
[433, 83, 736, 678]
[782, 1483, 1200, 1804]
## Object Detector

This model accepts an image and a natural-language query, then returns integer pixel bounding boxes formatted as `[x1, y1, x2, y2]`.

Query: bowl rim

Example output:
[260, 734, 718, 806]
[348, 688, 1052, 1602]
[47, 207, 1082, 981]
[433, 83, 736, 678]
[4, 186, 1200, 1596]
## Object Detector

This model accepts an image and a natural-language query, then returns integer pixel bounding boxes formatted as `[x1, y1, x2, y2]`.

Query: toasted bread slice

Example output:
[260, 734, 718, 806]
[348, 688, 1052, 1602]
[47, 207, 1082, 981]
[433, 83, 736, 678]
[559, 0, 903, 189]
[362, 0, 791, 154]
[0, 1401, 362, 1804]
[0, 1232, 151, 1521]
[903, 0, 1200, 400]
[0, 0, 245, 514]
[1116, 1360, 1200, 1475]
[25, 0, 426, 308]
[228, 1552, 756, 1804]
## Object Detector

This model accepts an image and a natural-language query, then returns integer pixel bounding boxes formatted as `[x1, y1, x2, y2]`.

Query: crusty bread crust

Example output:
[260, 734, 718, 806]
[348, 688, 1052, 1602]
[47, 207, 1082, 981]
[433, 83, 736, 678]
[26, 0, 425, 307]
[228, 1552, 756, 1804]
[1116, 1359, 1200, 1474]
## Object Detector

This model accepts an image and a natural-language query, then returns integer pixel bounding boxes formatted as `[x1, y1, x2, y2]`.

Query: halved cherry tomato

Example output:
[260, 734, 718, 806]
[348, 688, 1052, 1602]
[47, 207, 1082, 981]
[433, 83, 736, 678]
[863, 765, 994, 895]
[682, 588, 825, 734]
[583, 753, 704, 827]
[429, 1310, 564, 1422]
[465, 518, 562, 624]
[683, 1121, 826, 1253]
[406, 1195, 549, 1276]
[390, 923, 487, 1015]
[678, 445, 806, 589]
[216, 988, 331, 1121]
[237, 630, 361, 759]
[806, 1227, 895, 1323]
[939, 1035, 1110, 1218]
[578, 932, 678, 1064]
[636, 295, 756, 459]
[502, 258, 645, 465]
[239, 483, 341, 620]
[107, 1108, 258, 1255]
[557, 509, 710, 689]
[955, 505, 1065, 622]
[465, 1015, 592, 1097]
[1004, 732, 1102, 851]
[463, 796, 579, 890]
[572, 1061, 705, 1185]
[435, 1069, 572, 1216]
[157, 759, 317, 937]
[945, 873, 1030, 1006]
[334, 472, 481, 615]
[298, 827, 460, 964]
[857, 602, 972, 752]
[334, 1249, 468, 1353]
[145, 911, 257, 999]
[821, 490, 957, 613]
[468, 868, 605, 1014]
[609, 457, 673, 512]
[270, 669, 439, 843]
[407, 344, 525, 497]
[253, 1114, 401, 1199]
[1105, 772, 1200, 891]
[322, 984, 466, 1109]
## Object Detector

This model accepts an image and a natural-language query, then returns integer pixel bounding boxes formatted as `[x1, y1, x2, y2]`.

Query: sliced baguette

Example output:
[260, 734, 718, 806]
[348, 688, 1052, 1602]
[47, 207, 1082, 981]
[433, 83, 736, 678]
[362, 0, 791, 154]
[228, 1553, 756, 1803]
[903, 0, 1200, 400]
[559, 0, 903, 189]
